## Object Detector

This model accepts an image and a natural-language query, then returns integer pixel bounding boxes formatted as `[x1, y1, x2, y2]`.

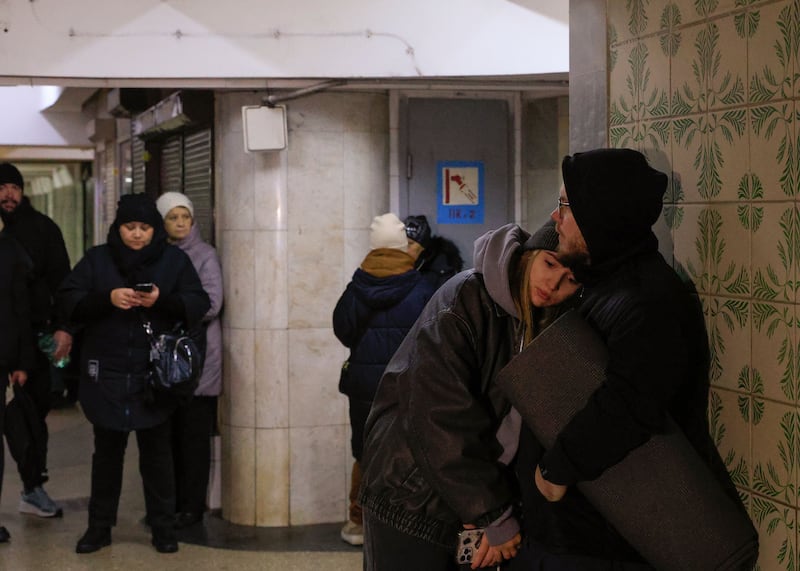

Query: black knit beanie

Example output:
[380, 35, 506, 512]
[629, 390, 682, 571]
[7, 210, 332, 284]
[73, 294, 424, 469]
[0, 163, 24, 191]
[404, 215, 432, 249]
[523, 219, 559, 252]
[561, 148, 667, 264]
[114, 193, 162, 228]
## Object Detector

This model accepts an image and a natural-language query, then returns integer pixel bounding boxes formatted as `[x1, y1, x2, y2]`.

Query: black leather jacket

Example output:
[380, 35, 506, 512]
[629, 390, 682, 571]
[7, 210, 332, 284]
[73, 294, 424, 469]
[360, 269, 519, 548]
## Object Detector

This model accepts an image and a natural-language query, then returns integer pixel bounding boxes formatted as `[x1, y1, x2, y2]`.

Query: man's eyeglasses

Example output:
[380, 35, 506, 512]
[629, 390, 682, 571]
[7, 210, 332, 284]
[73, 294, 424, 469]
[557, 197, 570, 216]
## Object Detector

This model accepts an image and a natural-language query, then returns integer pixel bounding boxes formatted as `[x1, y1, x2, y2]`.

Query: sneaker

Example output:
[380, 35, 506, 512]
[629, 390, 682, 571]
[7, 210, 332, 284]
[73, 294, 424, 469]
[340, 520, 364, 546]
[19, 486, 63, 518]
[0, 526, 9, 543]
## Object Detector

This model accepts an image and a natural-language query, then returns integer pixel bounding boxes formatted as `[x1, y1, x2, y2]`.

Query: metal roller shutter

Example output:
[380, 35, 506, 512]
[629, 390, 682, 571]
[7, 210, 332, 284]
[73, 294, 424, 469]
[183, 128, 214, 243]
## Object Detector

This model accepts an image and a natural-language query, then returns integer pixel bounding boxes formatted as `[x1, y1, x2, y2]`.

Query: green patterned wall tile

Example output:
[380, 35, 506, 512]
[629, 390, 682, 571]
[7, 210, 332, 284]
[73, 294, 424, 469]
[708, 204, 751, 294]
[612, 0, 674, 42]
[608, 1, 636, 44]
[673, 204, 708, 292]
[671, 0, 705, 24]
[709, 14, 748, 111]
[749, 102, 796, 200]
[709, 295, 752, 388]
[709, 388, 752, 489]
[751, 496, 796, 570]
[711, 110, 751, 201]
[642, 35, 672, 120]
[671, 110, 748, 201]
[752, 401, 797, 507]
[671, 23, 706, 115]
[672, 114, 707, 201]
[751, 203, 799, 303]
[658, 2, 683, 58]
[752, 300, 797, 402]
[748, 1, 793, 104]
[610, 40, 638, 129]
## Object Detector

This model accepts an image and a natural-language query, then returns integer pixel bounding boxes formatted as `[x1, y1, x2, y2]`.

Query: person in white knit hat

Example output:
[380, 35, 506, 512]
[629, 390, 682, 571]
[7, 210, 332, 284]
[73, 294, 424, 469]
[155, 191, 224, 530]
[332, 212, 436, 546]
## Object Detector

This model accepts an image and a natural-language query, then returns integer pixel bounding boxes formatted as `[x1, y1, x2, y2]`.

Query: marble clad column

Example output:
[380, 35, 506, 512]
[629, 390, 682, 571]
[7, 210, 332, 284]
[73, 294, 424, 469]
[216, 90, 389, 526]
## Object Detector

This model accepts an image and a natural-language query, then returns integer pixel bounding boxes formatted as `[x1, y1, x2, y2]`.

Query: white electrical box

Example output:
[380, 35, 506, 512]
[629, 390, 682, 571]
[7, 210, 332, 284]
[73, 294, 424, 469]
[242, 105, 288, 152]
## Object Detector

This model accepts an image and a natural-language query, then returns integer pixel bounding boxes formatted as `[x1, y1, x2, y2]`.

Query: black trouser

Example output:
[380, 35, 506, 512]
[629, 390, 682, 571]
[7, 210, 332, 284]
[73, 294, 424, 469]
[171, 395, 216, 515]
[348, 398, 372, 461]
[363, 509, 462, 571]
[15, 350, 51, 490]
[88, 421, 175, 530]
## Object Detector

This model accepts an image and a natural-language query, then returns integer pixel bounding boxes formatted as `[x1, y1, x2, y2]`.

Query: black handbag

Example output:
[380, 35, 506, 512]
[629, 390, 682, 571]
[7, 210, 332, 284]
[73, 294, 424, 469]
[141, 318, 203, 400]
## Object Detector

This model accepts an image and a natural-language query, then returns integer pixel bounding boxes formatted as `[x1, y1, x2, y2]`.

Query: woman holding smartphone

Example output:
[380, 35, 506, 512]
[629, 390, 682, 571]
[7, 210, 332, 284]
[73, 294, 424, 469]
[58, 193, 209, 555]
[360, 219, 581, 570]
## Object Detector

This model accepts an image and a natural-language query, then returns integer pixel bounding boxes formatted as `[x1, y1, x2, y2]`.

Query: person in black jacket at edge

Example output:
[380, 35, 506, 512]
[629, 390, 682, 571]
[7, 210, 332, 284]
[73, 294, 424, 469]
[58, 194, 209, 555]
[404, 214, 464, 290]
[509, 148, 746, 570]
[0, 227, 36, 544]
[0, 162, 73, 518]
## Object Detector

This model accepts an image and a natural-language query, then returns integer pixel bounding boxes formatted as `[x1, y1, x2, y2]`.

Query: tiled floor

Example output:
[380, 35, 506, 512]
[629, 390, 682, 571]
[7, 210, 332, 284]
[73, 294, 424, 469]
[0, 403, 363, 570]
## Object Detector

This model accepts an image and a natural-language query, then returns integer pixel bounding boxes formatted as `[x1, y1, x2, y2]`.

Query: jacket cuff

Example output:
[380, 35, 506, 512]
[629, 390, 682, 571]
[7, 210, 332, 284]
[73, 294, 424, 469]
[539, 440, 583, 486]
[482, 506, 519, 546]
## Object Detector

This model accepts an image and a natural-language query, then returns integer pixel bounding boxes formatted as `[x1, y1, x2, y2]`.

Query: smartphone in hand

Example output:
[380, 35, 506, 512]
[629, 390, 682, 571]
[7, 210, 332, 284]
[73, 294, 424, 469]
[133, 282, 154, 293]
[455, 528, 484, 565]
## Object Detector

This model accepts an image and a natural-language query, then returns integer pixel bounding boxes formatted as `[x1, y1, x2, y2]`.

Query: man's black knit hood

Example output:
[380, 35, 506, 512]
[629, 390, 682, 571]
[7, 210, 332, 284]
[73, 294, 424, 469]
[562, 148, 668, 268]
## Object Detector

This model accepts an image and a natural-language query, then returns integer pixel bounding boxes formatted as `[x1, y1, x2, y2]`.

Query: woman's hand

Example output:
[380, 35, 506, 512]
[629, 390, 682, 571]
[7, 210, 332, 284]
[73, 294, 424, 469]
[134, 284, 160, 308]
[535, 465, 567, 502]
[470, 532, 522, 569]
[111, 287, 142, 310]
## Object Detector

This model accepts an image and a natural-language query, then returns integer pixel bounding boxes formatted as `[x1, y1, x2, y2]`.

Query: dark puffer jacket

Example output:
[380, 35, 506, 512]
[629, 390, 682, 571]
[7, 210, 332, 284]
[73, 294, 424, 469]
[58, 242, 209, 432]
[333, 249, 435, 403]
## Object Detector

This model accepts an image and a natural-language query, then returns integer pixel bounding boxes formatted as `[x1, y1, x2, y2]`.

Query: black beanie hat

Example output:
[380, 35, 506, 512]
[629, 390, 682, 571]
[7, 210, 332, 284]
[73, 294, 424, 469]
[523, 219, 559, 252]
[0, 163, 24, 191]
[561, 148, 667, 264]
[113, 193, 162, 228]
[404, 214, 432, 248]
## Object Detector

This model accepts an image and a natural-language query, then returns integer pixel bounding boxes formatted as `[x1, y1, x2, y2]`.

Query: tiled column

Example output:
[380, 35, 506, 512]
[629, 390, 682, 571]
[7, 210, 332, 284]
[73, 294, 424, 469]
[216, 90, 389, 526]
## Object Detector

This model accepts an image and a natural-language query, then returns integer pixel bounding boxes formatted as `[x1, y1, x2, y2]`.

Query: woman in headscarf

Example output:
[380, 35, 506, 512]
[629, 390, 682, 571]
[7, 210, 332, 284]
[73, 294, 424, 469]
[58, 193, 209, 555]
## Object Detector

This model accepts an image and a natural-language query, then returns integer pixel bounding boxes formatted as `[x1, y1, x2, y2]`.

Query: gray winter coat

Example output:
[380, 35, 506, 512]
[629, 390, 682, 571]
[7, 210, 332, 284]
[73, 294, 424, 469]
[174, 224, 223, 396]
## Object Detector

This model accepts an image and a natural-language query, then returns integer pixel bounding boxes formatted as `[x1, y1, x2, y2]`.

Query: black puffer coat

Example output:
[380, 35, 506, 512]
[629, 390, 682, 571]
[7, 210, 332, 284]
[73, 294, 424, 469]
[58, 240, 209, 432]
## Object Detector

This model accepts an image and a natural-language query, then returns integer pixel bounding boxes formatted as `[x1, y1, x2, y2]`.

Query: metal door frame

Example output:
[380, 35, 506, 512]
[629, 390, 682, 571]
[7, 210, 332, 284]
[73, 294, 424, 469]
[389, 90, 523, 225]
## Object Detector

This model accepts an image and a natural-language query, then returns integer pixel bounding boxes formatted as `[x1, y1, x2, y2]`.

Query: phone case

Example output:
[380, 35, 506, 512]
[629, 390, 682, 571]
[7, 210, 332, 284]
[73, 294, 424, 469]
[455, 529, 483, 565]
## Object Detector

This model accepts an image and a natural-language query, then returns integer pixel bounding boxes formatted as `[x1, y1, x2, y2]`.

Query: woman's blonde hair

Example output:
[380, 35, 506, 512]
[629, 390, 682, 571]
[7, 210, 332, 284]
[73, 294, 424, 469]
[511, 249, 562, 347]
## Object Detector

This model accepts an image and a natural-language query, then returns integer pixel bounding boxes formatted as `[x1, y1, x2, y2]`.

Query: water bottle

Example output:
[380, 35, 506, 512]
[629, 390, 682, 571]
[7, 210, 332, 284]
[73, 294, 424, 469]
[37, 333, 70, 369]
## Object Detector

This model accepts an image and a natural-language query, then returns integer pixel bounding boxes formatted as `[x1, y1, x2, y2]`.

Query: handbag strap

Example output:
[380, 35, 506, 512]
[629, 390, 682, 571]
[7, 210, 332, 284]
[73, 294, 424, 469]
[136, 309, 158, 345]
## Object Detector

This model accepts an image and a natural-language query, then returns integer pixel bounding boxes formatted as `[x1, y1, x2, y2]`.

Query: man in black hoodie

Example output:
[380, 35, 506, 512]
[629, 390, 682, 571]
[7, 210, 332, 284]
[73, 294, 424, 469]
[515, 148, 734, 568]
[0, 162, 70, 518]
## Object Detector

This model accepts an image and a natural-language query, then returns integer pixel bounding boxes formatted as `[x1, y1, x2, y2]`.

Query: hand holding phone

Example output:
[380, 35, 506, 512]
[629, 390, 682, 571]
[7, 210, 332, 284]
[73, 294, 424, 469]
[133, 282, 154, 293]
[455, 528, 484, 565]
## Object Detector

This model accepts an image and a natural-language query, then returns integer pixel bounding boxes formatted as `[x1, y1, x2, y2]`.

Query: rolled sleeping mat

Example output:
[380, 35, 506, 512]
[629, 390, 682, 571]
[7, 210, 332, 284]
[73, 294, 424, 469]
[496, 310, 759, 571]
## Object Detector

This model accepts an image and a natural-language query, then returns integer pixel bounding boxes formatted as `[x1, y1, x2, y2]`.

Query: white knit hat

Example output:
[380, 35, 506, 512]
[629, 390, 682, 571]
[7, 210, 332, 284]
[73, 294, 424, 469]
[155, 191, 194, 219]
[370, 213, 407, 251]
